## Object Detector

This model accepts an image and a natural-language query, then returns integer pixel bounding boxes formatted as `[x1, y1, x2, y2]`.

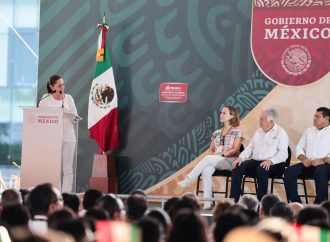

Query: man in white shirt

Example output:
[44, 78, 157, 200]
[284, 107, 330, 204]
[27, 183, 63, 235]
[230, 107, 289, 202]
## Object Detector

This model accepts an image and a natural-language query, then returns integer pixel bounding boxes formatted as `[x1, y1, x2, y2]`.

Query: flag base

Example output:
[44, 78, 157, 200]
[89, 154, 118, 193]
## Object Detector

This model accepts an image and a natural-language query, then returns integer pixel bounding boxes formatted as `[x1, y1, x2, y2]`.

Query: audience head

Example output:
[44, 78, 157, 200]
[223, 227, 277, 242]
[260, 107, 279, 131]
[82, 189, 103, 211]
[27, 183, 63, 216]
[48, 207, 76, 229]
[321, 201, 330, 225]
[212, 200, 233, 222]
[146, 207, 171, 237]
[239, 194, 259, 212]
[55, 218, 92, 242]
[0, 204, 30, 227]
[126, 194, 147, 222]
[314, 107, 330, 129]
[289, 202, 304, 219]
[269, 202, 294, 223]
[168, 196, 200, 221]
[213, 211, 249, 242]
[62, 193, 80, 214]
[164, 197, 179, 218]
[138, 216, 164, 242]
[1, 189, 22, 208]
[130, 189, 147, 199]
[168, 209, 208, 242]
[260, 194, 280, 218]
[97, 194, 125, 221]
[297, 206, 330, 229]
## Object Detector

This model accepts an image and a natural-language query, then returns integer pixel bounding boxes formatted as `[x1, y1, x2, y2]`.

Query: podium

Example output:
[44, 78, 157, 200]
[20, 107, 80, 191]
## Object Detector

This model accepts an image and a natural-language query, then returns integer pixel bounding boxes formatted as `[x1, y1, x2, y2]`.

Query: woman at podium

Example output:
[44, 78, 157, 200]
[39, 74, 78, 192]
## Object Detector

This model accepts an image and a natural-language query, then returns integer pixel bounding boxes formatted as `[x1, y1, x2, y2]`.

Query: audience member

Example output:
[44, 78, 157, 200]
[260, 194, 280, 218]
[126, 194, 147, 222]
[0, 189, 22, 209]
[81, 189, 103, 216]
[269, 202, 294, 223]
[297, 206, 330, 229]
[55, 218, 92, 242]
[26, 183, 63, 235]
[138, 216, 164, 242]
[168, 209, 208, 242]
[289, 202, 304, 220]
[47, 208, 76, 230]
[212, 201, 233, 223]
[0, 204, 30, 228]
[213, 212, 249, 242]
[321, 201, 330, 225]
[97, 194, 125, 221]
[239, 194, 259, 212]
[223, 227, 277, 242]
[62, 193, 81, 215]
[146, 207, 172, 239]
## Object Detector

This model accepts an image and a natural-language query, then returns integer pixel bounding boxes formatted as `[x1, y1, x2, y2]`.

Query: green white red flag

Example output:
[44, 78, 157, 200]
[88, 17, 119, 152]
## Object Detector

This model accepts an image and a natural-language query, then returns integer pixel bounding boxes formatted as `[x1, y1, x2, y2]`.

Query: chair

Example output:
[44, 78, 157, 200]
[241, 146, 292, 197]
[296, 174, 330, 204]
[196, 144, 244, 198]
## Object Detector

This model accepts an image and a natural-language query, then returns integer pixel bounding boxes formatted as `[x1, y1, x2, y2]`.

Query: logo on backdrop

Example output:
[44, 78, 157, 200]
[159, 82, 188, 103]
[251, 0, 330, 86]
[90, 84, 114, 109]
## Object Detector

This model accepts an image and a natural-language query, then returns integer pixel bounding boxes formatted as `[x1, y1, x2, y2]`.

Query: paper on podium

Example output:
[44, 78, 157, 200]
[63, 108, 83, 121]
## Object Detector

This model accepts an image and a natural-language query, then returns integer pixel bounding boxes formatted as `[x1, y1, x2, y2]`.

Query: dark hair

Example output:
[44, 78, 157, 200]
[47, 74, 61, 93]
[261, 194, 280, 216]
[27, 183, 58, 216]
[55, 218, 90, 242]
[1, 188, 22, 207]
[297, 206, 330, 229]
[82, 189, 103, 210]
[48, 207, 76, 229]
[317, 107, 330, 119]
[0, 204, 30, 227]
[97, 195, 120, 219]
[269, 202, 294, 222]
[213, 212, 249, 242]
[168, 209, 208, 242]
[126, 194, 147, 222]
[138, 217, 163, 242]
[62, 193, 80, 213]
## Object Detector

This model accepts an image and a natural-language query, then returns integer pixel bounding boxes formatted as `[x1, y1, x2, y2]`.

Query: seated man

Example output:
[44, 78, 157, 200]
[230, 107, 289, 202]
[284, 107, 330, 204]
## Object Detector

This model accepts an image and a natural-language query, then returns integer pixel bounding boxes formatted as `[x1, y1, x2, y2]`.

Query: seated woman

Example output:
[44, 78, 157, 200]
[178, 106, 243, 209]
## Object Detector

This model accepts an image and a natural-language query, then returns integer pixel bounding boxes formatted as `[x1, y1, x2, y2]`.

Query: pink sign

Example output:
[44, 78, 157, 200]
[159, 82, 188, 103]
[251, 0, 330, 86]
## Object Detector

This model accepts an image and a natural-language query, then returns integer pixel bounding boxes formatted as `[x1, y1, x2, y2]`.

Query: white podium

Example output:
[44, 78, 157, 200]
[20, 107, 80, 191]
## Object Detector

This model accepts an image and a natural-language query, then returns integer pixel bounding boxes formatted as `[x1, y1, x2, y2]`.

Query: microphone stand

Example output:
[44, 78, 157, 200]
[37, 92, 54, 107]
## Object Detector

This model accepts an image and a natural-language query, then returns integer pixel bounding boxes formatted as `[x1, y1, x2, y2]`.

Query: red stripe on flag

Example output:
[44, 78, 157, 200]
[89, 107, 119, 152]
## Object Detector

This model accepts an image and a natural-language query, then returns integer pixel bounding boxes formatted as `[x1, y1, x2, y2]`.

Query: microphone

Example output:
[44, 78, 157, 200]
[37, 91, 54, 107]
[60, 91, 65, 108]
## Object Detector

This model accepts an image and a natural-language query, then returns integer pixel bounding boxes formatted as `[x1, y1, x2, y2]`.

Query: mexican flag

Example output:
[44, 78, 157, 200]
[88, 17, 119, 152]
[96, 221, 140, 242]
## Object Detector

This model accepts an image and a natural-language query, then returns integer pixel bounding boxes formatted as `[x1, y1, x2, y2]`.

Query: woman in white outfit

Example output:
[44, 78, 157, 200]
[39, 74, 78, 192]
[178, 106, 243, 209]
